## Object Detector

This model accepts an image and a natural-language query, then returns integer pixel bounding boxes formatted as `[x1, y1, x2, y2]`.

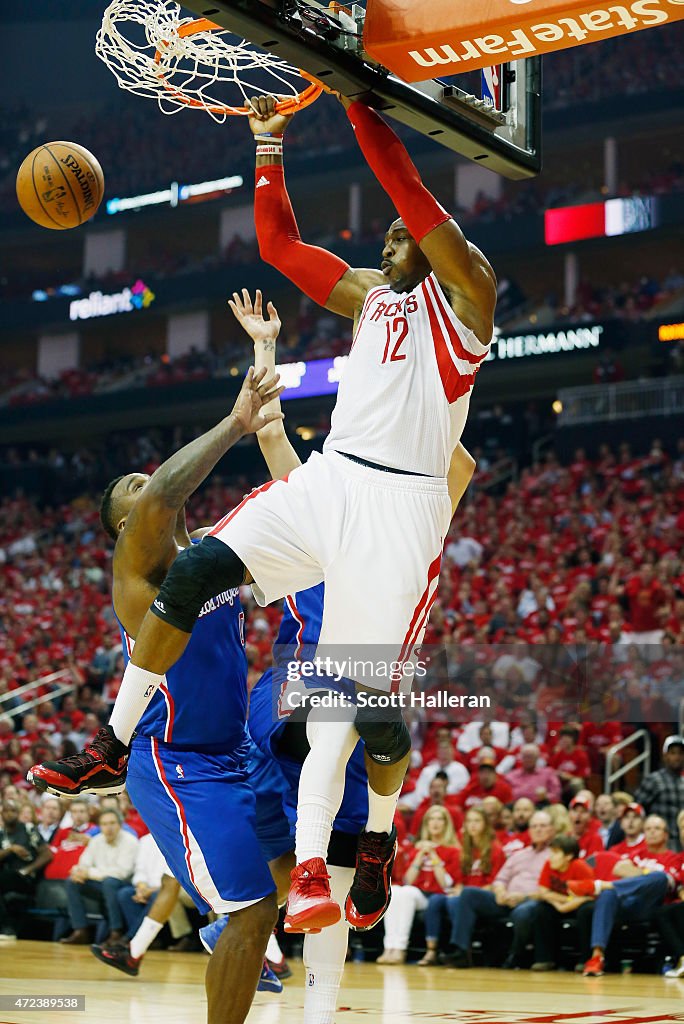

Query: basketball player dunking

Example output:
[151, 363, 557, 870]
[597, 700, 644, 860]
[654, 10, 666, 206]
[31, 362, 284, 1024]
[29, 94, 495, 938]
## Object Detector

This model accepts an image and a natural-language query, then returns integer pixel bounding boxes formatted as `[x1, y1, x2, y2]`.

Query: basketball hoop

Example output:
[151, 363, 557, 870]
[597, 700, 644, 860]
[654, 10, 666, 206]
[96, 0, 328, 122]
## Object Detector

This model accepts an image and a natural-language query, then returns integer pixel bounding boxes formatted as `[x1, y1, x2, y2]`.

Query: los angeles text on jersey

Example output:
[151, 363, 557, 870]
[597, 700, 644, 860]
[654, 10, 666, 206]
[197, 587, 240, 618]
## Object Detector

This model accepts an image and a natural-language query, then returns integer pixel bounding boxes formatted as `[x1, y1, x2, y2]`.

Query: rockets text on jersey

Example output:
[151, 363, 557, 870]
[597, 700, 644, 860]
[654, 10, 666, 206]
[324, 273, 490, 477]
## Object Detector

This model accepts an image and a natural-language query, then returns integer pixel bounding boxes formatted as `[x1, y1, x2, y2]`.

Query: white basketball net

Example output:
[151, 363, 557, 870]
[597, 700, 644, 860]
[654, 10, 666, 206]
[96, 0, 321, 122]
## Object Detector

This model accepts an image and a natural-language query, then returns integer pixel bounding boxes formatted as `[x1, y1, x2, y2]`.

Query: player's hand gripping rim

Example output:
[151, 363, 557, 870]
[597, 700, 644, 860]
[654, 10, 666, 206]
[247, 94, 294, 136]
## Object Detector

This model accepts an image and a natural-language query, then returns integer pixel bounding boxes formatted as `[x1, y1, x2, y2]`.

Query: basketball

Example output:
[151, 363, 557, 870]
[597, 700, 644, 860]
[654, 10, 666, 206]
[15, 141, 104, 230]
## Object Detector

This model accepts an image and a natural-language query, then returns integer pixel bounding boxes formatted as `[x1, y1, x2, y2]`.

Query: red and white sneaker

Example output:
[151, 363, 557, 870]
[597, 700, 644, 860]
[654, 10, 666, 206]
[583, 954, 605, 977]
[27, 726, 129, 797]
[283, 857, 341, 934]
[345, 826, 397, 932]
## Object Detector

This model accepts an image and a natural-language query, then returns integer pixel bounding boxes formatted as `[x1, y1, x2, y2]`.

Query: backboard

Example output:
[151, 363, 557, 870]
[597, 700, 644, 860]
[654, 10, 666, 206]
[179, 0, 542, 179]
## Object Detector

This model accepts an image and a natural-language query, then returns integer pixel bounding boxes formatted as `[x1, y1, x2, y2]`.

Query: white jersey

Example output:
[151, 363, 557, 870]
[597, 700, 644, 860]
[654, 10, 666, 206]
[323, 273, 490, 477]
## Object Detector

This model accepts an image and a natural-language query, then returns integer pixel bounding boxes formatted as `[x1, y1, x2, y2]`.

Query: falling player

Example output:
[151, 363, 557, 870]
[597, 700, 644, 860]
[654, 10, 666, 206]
[30, 364, 284, 1024]
[30, 92, 495, 937]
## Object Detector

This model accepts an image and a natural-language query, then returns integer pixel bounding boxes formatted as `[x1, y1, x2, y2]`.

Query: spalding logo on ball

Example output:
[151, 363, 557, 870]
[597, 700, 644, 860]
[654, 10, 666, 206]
[16, 141, 104, 230]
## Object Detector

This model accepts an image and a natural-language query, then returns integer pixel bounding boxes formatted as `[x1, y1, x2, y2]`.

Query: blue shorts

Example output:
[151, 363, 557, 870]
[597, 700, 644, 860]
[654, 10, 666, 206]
[127, 735, 275, 914]
[249, 669, 368, 838]
[247, 743, 293, 863]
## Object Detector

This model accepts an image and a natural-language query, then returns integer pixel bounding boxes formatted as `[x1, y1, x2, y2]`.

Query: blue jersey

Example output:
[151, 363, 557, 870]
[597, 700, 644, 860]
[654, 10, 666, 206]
[278, 582, 325, 651]
[118, 579, 248, 754]
[249, 583, 368, 837]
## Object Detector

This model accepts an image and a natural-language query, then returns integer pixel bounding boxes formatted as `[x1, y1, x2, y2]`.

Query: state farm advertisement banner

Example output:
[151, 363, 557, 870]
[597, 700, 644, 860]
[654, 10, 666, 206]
[364, 0, 684, 78]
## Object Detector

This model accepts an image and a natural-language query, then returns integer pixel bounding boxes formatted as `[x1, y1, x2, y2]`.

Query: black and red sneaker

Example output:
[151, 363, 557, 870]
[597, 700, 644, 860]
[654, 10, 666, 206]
[267, 955, 293, 980]
[91, 942, 142, 977]
[27, 726, 129, 797]
[345, 826, 397, 932]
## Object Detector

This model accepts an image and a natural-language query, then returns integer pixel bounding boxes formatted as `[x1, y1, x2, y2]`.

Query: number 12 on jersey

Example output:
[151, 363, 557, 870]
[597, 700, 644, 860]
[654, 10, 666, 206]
[381, 317, 408, 364]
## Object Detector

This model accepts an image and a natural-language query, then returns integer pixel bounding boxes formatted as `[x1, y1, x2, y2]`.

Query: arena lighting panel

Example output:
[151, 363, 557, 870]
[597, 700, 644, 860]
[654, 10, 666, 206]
[545, 196, 659, 245]
[182, 0, 542, 179]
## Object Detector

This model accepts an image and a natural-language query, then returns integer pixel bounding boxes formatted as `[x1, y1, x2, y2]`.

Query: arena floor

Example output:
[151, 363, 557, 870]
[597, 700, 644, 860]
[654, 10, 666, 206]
[1, 943, 683, 1024]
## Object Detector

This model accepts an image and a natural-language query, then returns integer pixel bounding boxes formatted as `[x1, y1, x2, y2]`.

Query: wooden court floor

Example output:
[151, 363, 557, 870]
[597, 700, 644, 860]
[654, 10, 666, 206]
[1, 942, 683, 1024]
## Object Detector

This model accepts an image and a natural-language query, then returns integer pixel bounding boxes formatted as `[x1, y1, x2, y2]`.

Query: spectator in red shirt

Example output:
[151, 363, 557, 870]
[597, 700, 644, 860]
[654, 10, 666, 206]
[623, 564, 667, 643]
[548, 726, 591, 801]
[608, 802, 645, 856]
[39, 800, 97, 912]
[580, 815, 679, 976]
[377, 806, 460, 965]
[408, 772, 464, 838]
[581, 721, 623, 773]
[420, 806, 505, 965]
[569, 795, 604, 859]
[532, 835, 595, 969]
[456, 752, 514, 810]
[463, 724, 510, 773]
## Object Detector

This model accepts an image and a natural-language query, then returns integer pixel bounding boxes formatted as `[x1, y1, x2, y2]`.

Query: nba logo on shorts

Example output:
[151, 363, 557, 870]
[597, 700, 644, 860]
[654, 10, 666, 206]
[307, 971, 315, 987]
[481, 66, 502, 110]
[175, 764, 184, 779]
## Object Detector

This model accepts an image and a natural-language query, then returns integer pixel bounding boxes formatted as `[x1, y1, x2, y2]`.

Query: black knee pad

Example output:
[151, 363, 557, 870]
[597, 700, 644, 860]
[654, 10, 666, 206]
[150, 536, 245, 633]
[355, 699, 411, 766]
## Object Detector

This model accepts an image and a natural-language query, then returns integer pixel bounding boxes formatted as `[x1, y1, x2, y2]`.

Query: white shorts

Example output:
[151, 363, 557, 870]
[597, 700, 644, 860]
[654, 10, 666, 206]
[210, 451, 451, 692]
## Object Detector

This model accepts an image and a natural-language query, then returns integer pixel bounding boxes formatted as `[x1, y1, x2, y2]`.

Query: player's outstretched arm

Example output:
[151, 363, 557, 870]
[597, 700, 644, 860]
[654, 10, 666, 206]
[116, 368, 283, 603]
[229, 287, 301, 480]
[340, 96, 496, 345]
[447, 443, 476, 517]
[248, 97, 383, 322]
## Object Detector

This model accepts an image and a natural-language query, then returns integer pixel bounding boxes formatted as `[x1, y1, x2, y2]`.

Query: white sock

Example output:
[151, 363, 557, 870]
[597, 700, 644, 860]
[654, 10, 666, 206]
[296, 802, 336, 863]
[266, 932, 284, 963]
[129, 916, 163, 959]
[365, 784, 402, 835]
[295, 713, 358, 864]
[304, 966, 344, 1024]
[303, 866, 352, 1024]
[109, 662, 165, 745]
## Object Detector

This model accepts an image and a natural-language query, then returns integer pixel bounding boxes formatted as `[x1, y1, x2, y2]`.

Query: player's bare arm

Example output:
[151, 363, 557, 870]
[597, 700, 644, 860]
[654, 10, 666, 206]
[229, 288, 302, 480]
[248, 96, 382, 324]
[113, 366, 284, 635]
[338, 94, 496, 347]
[447, 443, 476, 516]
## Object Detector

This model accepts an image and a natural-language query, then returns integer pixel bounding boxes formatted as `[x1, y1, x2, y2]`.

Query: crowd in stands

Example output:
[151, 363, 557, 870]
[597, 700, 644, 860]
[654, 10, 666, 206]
[1, 724, 682, 974]
[1, 433, 683, 966]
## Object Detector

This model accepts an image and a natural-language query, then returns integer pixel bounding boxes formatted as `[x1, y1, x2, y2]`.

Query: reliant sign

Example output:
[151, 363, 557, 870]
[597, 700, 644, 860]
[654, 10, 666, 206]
[364, 0, 684, 77]
[69, 280, 155, 321]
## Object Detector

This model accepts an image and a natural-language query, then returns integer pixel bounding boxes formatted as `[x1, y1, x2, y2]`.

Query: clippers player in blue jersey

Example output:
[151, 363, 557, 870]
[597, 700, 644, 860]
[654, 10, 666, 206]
[29, 354, 284, 1024]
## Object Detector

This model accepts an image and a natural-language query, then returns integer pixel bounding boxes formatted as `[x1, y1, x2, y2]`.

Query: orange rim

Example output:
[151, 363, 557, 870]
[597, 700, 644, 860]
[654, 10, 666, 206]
[153, 18, 326, 115]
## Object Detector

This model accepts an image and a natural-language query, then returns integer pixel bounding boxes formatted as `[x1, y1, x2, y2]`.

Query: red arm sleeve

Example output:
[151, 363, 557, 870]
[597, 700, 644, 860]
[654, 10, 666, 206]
[254, 165, 349, 306]
[345, 101, 451, 243]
